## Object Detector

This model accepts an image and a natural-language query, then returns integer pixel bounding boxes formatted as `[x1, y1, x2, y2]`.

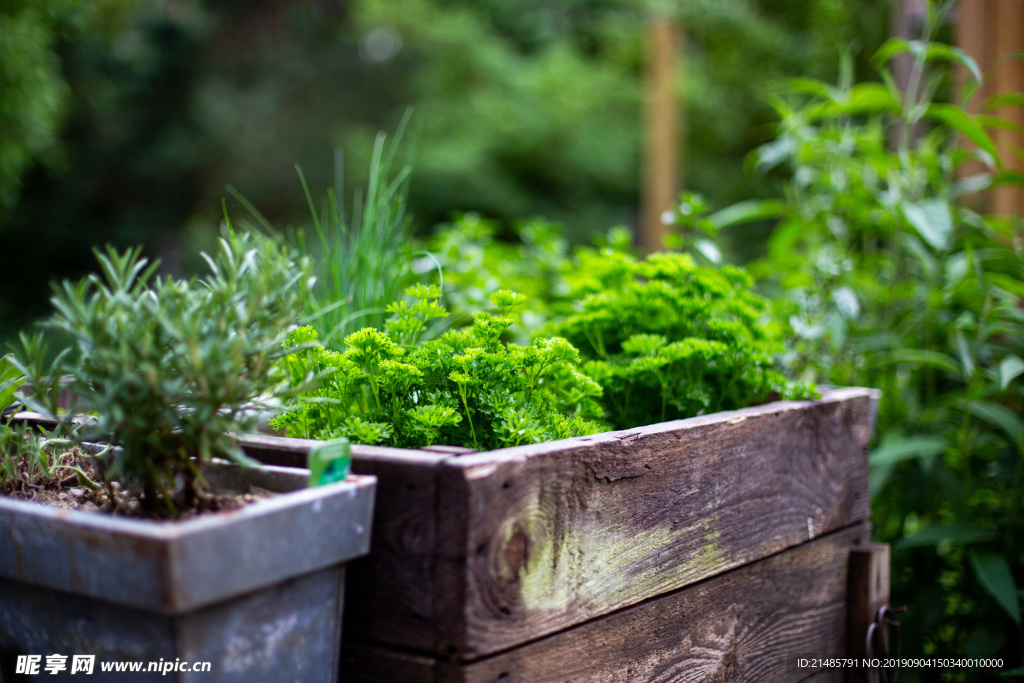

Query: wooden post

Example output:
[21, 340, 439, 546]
[847, 544, 891, 683]
[992, 0, 1024, 216]
[956, 0, 995, 97]
[956, 0, 1024, 215]
[955, 0, 995, 211]
[641, 18, 681, 254]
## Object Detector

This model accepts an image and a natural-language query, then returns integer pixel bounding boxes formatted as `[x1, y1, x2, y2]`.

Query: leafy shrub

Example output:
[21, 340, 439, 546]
[719, 13, 1024, 673]
[13, 232, 315, 516]
[272, 286, 605, 450]
[550, 248, 814, 430]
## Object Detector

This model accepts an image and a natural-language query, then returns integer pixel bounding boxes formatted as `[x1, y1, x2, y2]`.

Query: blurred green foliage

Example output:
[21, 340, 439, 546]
[0, 0, 890, 346]
[354, 0, 892, 243]
[0, 0, 73, 218]
[712, 9, 1024, 673]
[426, 213, 574, 339]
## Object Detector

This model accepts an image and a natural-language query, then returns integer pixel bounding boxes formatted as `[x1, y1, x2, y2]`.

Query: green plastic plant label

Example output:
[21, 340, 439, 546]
[307, 438, 351, 487]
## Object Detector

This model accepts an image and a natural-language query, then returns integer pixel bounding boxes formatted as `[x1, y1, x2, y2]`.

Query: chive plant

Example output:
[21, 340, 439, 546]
[230, 113, 421, 351]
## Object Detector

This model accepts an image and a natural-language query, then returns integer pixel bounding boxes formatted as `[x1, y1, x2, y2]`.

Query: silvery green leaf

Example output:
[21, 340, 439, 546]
[693, 238, 722, 265]
[901, 198, 953, 250]
[832, 286, 859, 319]
[998, 355, 1024, 390]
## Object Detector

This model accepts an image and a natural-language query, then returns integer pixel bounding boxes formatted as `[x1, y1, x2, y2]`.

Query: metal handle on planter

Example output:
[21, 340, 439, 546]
[864, 604, 905, 683]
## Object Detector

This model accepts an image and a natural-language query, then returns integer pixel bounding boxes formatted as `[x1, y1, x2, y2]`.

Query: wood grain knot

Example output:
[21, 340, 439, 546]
[504, 529, 530, 578]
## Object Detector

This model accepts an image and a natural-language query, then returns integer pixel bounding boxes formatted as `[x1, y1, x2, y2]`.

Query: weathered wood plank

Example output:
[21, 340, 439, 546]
[341, 643, 440, 683]
[347, 524, 870, 682]
[459, 524, 869, 682]
[437, 388, 877, 658]
[343, 450, 454, 654]
[434, 459, 475, 659]
[421, 445, 477, 456]
[846, 544, 890, 683]
[234, 432, 318, 468]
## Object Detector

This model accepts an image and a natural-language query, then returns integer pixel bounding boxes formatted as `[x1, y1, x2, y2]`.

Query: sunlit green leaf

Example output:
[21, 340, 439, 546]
[943, 252, 968, 287]
[832, 286, 859, 319]
[999, 355, 1024, 390]
[901, 198, 953, 250]
[784, 77, 837, 100]
[813, 82, 902, 118]
[988, 273, 1024, 300]
[753, 137, 795, 173]
[0, 354, 26, 414]
[693, 238, 722, 265]
[881, 349, 961, 376]
[872, 37, 914, 66]
[925, 104, 999, 162]
[953, 329, 974, 379]
[925, 43, 983, 84]
[900, 233, 938, 278]
[952, 173, 994, 197]
[986, 92, 1024, 110]
[707, 200, 786, 230]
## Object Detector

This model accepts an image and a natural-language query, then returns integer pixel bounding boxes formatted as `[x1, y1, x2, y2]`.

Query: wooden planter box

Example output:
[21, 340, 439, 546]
[232, 387, 885, 682]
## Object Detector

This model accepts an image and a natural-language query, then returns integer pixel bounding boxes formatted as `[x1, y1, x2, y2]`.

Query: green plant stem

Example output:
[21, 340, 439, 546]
[457, 385, 478, 449]
[367, 374, 381, 410]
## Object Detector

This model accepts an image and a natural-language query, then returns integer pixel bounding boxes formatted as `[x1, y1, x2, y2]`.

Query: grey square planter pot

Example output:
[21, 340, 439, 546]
[0, 462, 376, 682]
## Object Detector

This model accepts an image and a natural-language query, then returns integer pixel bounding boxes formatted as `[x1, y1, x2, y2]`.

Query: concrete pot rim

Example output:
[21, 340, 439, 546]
[0, 468, 371, 540]
[0, 462, 376, 615]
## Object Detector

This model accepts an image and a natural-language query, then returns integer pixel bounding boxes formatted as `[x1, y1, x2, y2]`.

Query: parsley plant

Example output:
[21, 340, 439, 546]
[272, 287, 605, 449]
[552, 249, 815, 429]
